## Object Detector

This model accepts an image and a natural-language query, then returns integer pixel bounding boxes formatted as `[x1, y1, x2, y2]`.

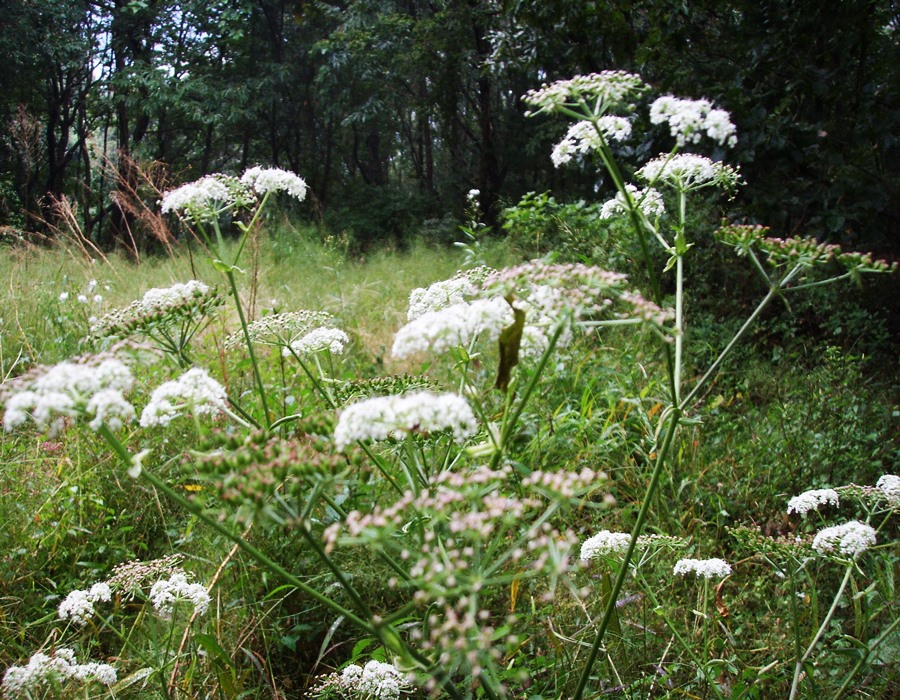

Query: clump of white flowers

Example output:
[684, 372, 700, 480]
[160, 173, 255, 223]
[649, 95, 738, 147]
[787, 488, 841, 516]
[599, 184, 666, 220]
[240, 166, 308, 201]
[139, 367, 228, 428]
[406, 267, 493, 321]
[673, 558, 732, 579]
[333, 391, 478, 451]
[2, 648, 116, 698]
[148, 571, 210, 619]
[392, 298, 514, 359]
[314, 660, 411, 700]
[58, 583, 112, 626]
[637, 153, 741, 192]
[551, 117, 632, 167]
[580, 531, 633, 560]
[227, 309, 337, 349]
[2, 357, 135, 435]
[812, 520, 877, 559]
[876, 474, 900, 507]
[285, 327, 350, 356]
[523, 71, 648, 116]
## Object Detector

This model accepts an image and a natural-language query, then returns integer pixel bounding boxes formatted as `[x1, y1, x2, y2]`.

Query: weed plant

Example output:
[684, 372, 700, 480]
[0, 78, 897, 700]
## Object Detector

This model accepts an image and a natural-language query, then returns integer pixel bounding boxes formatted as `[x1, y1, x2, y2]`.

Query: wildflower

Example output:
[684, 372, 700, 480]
[284, 326, 349, 356]
[787, 488, 840, 516]
[160, 173, 255, 223]
[240, 166, 308, 201]
[649, 95, 737, 147]
[91, 280, 223, 343]
[551, 117, 632, 167]
[876, 474, 900, 507]
[406, 267, 493, 321]
[599, 184, 666, 220]
[58, 292, 69, 302]
[58, 582, 112, 626]
[673, 558, 732, 579]
[580, 530, 632, 560]
[315, 660, 410, 700]
[637, 153, 741, 192]
[139, 367, 228, 428]
[105, 554, 185, 595]
[523, 71, 648, 116]
[812, 520, 877, 559]
[392, 297, 514, 358]
[148, 571, 210, 619]
[77, 294, 88, 304]
[227, 309, 336, 349]
[2, 648, 116, 698]
[333, 391, 478, 450]
[2, 357, 135, 435]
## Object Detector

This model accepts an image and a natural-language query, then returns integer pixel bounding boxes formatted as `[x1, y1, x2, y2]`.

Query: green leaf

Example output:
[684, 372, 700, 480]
[495, 301, 526, 393]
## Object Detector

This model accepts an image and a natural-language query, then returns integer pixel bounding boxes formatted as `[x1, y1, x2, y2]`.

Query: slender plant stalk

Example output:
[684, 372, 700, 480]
[789, 564, 854, 700]
[224, 269, 271, 426]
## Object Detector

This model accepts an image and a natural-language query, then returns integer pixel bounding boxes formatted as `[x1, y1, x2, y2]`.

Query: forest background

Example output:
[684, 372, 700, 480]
[1, 0, 898, 257]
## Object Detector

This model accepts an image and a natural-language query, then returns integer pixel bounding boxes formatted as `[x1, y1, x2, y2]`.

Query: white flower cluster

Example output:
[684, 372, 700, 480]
[161, 174, 254, 223]
[3, 358, 135, 435]
[58, 582, 112, 626]
[599, 184, 666, 220]
[523, 71, 648, 115]
[2, 648, 116, 698]
[141, 280, 209, 310]
[148, 571, 210, 619]
[787, 488, 841, 516]
[406, 268, 492, 321]
[240, 166, 308, 201]
[335, 660, 410, 700]
[227, 309, 337, 349]
[650, 95, 738, 147]
[284, 327, 349, 357]
[333, 391, 478, 450]
[392, 298, 514, 359]
[139, 367, 228, 428]
[673, 557, 732, 579]
[876, 474, 900, 507]
[637, 153, 740, 192]
[551, 118, 632, 167]
[812, 520, 877, 559]
[580, 530, 632, 560]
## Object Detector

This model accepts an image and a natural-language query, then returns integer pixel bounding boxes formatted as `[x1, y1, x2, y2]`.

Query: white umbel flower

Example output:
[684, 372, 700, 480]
[812, 520, 877, 559]
[650, 95, 737, 147]
[284, 327, 349, 356]
[551, 118, 632, 167]
[2, 648, 116, 698]
[637, 153, 740, 191]
[580, 530, 632, 560]
[240, 166, 308, 201]
[673, 558, 732, 579]
[140, 367, 228, 428]
[333, 391, 478, 450]
[148, 571, 210, 619]
[392, 298, 514, 358]
[599, 184, 666, 220]
[57, 582, 112, 626]
[787, 488, 840, 516]
[876, 474, 900, 507]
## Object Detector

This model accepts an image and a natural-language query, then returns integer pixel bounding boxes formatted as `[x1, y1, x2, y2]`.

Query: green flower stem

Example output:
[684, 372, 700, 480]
[834, 614, 900, 698]
[637, 571, 728, 700]
[573, 407, 681, 700]
[97, 425, 370, 632]
[789, 563, 854, 700]
[225, 269, 271, 427]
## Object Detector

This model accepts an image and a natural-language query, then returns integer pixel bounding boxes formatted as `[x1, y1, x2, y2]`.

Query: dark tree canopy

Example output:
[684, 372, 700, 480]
[1, 0, 897, 253]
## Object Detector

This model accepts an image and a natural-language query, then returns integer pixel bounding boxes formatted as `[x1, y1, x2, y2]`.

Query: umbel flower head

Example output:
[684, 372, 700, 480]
[877, 474, 900, 507]
[333, 391, 478, 450]
[599, 184, 666, 221]
[226, 309, 337, 349]
[91, 280, 223, 344]
[58, 583, 112, 626]
[551, 117, 632, 167]
[637, 153, 741, 192]
[284, 326, 350, 356]
[523, 71, 648, 116]
[160, 173, 256, 223]
[406, 266, 494, 320]
[673, 557, 732, 579]
[148, 571, 210, 619]
[787, 488, 841, 516]
[313, 660, 411, 700]
[139, 367, 228, 428]
[2, 356, 135, 435]
[240, 166, 308, 201]
[812, 520, 877, 559]
[2, 648, 116, 698]
[650, 95, 738, 148]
